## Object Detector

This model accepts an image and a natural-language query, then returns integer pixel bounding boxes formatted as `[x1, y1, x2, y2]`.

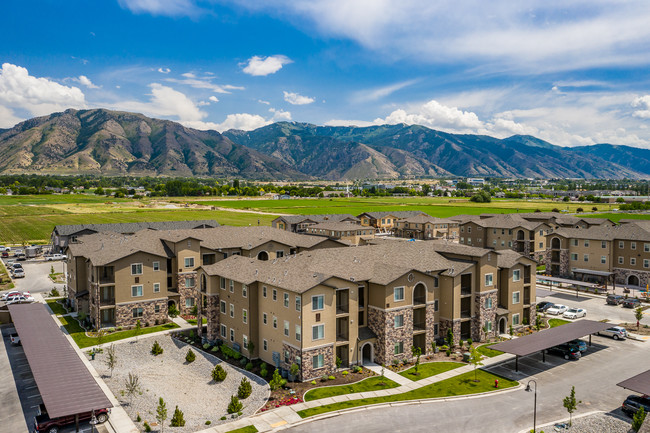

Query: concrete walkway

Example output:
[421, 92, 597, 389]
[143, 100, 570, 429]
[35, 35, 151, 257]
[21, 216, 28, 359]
[364, 362, 412, 386]
[203, 352, 515, 433]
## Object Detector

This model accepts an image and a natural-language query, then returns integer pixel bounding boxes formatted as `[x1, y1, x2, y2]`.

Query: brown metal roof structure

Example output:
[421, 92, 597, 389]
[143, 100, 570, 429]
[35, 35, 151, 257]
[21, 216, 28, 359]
[8, 303, 112, 418]
[491, 320, 612, 357]
[617, 369, 650, 396]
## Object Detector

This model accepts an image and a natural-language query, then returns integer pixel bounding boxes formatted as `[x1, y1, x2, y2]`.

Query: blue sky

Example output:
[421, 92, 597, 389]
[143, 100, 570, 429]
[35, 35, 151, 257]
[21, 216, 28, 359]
[2, 0, 650, 148]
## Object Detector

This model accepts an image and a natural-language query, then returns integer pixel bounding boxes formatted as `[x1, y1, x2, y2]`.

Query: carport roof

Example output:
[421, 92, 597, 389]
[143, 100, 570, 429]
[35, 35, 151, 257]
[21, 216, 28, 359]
[617, 369, 650, 396]
[491, 320, 612, 357]
[8, 303, 112, 419]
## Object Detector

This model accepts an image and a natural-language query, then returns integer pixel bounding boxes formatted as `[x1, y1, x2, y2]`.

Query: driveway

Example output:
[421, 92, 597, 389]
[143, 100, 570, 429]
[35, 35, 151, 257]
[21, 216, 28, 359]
[2, 259, 65, 295]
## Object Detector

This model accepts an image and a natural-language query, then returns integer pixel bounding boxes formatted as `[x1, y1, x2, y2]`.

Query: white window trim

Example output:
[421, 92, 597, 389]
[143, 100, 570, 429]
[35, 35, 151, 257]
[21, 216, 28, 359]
[312, 295, 324, 311]
[263, 339, 268, 351]
[513, 313, 520, 326]
[485, 273, 494, 287]
[394, 314, 404, 328]
[512, 270, 520, 282]
[153, 261, 160, 271]
[131, 285, 143, 297]
[393, 286, 405, 302]
[512, 291, 520, 305]
[131, 263, 143, 275]
[184, 257, 195, 268]
[242, 309, 248, 324]
[312, 324, 325, 341]
[153, 282, 160, 293]
[284, 320, 290, 337]
[230, 303, 234, 318]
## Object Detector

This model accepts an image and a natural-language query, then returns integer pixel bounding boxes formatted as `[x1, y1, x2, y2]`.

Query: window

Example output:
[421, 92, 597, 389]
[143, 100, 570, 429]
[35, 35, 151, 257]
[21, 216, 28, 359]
[273, 317, 278, 328]
[184, 277, 195, 288]
[263, 286, 267, 297]
[485, 320, 492, 332]
[433, 277, 439, 287]
[284, 293, 290, 308]
[486, 297, 493, 309]
[513, 270, 520, 282]
[220, 301, 226, 314]
[513, 314, 520, 326]
[485, 273, 493, 286]
[394, 314, 404, 328]
[230, 328, 234, 342]
[512, 291, 520, 304]
[295, 325, 301, 341]
[601, 256, 607, 264]
[284, 320, 290, 336]
[272, 288, 277, 301]
[154, 304, 160, 313]
[619, 241, 625, 249]
[220, 324, 226, 338]
[132, 307, 143, 318]
[539, 230, 543, 236]
[571, 253, 578, 261]
[185, 297, 195, 307]
[619, 256, 624, 264]
[263, 339, 268, 351]
[493, 229, 496, 234]
[644, 259, 649, 269]
[277, 250, 284, 258]
[501, 241, 505, 247]
[434, 299, 439, 312]
[584, 240, 590, 247]
[493, 240, 497, 246]
[434, 324, 439, 335]
[645, 244, 650, 253]
[295, 296, 301, 311]
[229, 280, 234, 293]
[184, 257, 194, 268]
[632, 242, 637, 250]
[220, 277, 226, 290]
[468, 227, 472, 233]
[242, 309, 247, 324]
[263, 312, 267, 325]
[602, 241, 607, 249]
[243, 335, 248, 350]
[131, 263, 143, 275]
[284, 350, 290, 363]
[131, 285, 143, 297]
[312, 295, 324, 311]
[230, 303, 234, 318]
[153, 261, 160, 271]
[584, 254, 589, 262]
[631, 258, 637, 266]
[153, 283, 160, 293]
[539, 242, 543, 249]
[242, 284, 247, 298]
[394, 341, 404, 355]
[393, 286, 405, 302]
[572, 239, 578, 247]
[312, 324, 324, 341]
[312, 354, 324, 369]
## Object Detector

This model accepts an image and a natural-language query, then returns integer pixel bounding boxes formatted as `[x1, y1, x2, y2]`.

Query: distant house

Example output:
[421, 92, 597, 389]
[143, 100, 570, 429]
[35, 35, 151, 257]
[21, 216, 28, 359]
[306, 222, 375, 245]
[393, 216, 459, 240]
[357, 211, 429, 233]
[272, 214, 359, 233]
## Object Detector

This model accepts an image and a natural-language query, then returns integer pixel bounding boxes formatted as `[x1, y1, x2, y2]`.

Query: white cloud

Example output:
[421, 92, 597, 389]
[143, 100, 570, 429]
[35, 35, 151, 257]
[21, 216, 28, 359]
[632, 95, 650, 119]
[269, 108, 292, 121]
[109, 83, 205, 122]
[77, 75, 100, 89]
[324, 119, 376, 127]
[375, 100, 485, 133]
[0, 105, 22, 128]
[208, 96, 219, 103]
[242, 55, 292, 76]
[118, 0, 200, 16]
[352, 79, 419, 103]
[157, 67, 171, 74]
[212, 113, 270, 132]
[0, 63, 86, 126]
[283, 91, 314, 105]
[165, 75, 244, 94]
[258, 99, 270, 105]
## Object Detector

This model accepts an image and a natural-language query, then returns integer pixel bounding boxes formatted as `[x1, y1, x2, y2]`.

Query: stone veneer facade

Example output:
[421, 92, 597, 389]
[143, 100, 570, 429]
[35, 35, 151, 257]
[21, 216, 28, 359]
[115, 298, 168, 328]
[367, 305, 414, 365]
[544, 248, 570, 277]
[614, 268, 650, 287]
[473, 290, 498, 341]
[301, 345, 335, 381]
[205, 294, 220, 342]
[439, 318, 461, 346]
[528, 303, 537, 328]
[282, 343, 302, 379]
[177, 271, 198, 315]
[424, 303, 437, 355]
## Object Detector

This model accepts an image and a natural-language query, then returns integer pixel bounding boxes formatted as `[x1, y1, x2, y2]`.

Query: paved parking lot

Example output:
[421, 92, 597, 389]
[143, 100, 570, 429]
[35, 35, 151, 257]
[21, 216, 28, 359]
[1, 259, 65, 296]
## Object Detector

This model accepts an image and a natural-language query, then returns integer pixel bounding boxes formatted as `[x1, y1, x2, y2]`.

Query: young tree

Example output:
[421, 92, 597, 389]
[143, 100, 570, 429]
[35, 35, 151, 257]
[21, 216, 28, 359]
[156, 397, 168, 433]
[227, 395, 243, 414]
[269, 368, 284, 391]
[96, 329, 106, 349]
[133, 319, 142, 342]
[632, 406, 646, 432]
[446, 328, 454, 349]
[124, 373, 141, 406]
[411, 346, 422, 375]
[635, 307, 644, 330]
[105, 344, 117, 377]
[562, 386, 581, 426]
[247, 340, 255, 358]
[185, 348, 196, 363]
[237, 377, 252, 399]
[468, 345, 484, 382]
[170, 405, 186, 427]
[151, 340, 163, 355]
[211, 365, 227, 382]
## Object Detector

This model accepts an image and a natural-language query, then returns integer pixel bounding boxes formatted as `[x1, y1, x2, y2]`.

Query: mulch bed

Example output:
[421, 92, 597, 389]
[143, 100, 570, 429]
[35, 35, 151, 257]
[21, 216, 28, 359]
[620, 322, 650, 335]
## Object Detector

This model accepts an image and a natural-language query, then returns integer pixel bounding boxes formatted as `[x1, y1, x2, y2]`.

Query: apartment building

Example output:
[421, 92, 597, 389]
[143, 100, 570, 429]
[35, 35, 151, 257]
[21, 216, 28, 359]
[271, 214, 358, 233]
[196, 240, 535, 380]
[65, 226, 345, 329]
[544, 223, 650, 287]
[306, 222, 375, 245]
[357, 211, 429, 233]
[393, 215, 459, 240]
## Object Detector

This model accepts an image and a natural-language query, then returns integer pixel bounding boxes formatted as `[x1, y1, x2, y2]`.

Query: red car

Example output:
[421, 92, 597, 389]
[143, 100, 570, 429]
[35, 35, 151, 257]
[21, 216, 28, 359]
[34, 406, 110, 433]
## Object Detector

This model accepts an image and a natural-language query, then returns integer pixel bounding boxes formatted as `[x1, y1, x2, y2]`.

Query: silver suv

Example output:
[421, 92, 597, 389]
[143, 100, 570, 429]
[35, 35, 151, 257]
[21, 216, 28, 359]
[597, 326, 628, 340]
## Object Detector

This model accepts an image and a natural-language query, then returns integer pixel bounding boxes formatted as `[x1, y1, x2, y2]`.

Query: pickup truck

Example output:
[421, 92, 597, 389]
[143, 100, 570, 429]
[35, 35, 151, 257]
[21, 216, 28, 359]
[10, 333, 20, 345]
[34, 407, 110, 433]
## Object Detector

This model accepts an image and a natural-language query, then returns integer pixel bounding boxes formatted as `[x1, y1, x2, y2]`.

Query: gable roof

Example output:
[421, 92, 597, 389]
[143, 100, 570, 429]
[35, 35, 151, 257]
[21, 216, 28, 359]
[272, 214, 358, 225]
[357, 211, 429, 220]
[53, 220, 219, 237]
[399, 215, 457, 225]
[550, 224, 650, 242]
[464, 213, 545, 231]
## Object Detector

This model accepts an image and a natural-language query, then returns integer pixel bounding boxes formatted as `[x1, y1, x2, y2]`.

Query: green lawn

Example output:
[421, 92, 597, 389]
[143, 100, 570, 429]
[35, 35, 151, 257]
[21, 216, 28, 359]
[297, 370, 519, 418]
[584, 213, 650, 223]
[187, 318, 208, 325]
[548, 318, 570, 328]
[46, 299, 68, 316]
[58, 315, 179, 348]
[304, 376, 400, 401]
[476, 343, 504, 358]
[225, 426, 258, 433]
[398, 361, 463, 381]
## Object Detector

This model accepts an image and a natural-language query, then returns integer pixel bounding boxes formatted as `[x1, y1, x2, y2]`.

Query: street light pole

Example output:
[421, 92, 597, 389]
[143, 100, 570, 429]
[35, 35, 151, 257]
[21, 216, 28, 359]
[525, 379, 538, 433]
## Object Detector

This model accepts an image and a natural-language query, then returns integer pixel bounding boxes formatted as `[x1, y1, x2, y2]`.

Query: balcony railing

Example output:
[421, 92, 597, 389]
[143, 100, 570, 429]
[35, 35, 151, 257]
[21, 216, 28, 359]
[100, 298, 115, 305]
[524, 276, 531, 284]
[461, 287, 472, 296]
[461, 310, 471, 319]
[336, 334, 348, 342]
[336, 304, 349, 315]
[99, 276, 115, 284]
[413, 322, 426, 332]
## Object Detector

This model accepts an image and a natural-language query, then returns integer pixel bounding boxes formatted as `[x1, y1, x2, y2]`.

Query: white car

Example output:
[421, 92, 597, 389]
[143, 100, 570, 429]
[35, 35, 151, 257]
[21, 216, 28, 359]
[1, 290, 30, 301]
[597, 326, 628, 340]
[563, 308, 587, 319]
[546, 304, 569, 315]
[46, 254, 65, 261]
[0, 246, 10, 252]
[6, 294, 35, 304]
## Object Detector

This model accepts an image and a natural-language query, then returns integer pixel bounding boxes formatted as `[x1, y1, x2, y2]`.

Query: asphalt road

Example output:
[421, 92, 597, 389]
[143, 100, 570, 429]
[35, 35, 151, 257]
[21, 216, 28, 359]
[2, 259, 65, 295]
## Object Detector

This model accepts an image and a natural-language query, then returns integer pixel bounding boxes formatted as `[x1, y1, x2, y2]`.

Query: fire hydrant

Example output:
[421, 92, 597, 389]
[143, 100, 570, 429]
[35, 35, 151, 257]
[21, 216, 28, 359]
[494, 379, 499, 388]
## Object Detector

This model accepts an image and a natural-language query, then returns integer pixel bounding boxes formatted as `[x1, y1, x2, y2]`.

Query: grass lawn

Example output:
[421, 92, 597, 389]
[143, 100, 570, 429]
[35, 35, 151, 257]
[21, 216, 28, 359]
[58, 315, 179, 348]
[297, 370, 519, 418]
[304, 376, 400, 401]
[583, 213, 650, 223]
[476, 343, 504, 358]
[548, 318, 570, 328]
[45, 299, 68, 316]
[225, 426, 258, 433]
[187, 318, 208, 325]
[398, 361, 463, 381]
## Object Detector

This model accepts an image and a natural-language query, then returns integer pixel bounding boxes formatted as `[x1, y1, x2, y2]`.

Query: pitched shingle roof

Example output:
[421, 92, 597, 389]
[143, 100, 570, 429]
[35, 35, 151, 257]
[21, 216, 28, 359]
[358, 211, 429, 219]
[53, 220, 219, 236]
[550, 224, 650, 241]
[308, 222, 368, 231]
[272, 214, 358, 225]
[466, 214, 544, 231]
[399, 215, 457, 225]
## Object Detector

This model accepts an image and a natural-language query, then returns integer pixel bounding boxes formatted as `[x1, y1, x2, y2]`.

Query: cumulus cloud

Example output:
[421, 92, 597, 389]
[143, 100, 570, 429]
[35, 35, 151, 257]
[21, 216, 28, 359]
[632, 95, 650, 119]
[242, 55, 292, 76]
[258, 99, 270, 105]
[208, 96, 219, 103]
[375, 100, 485, 133]
[110, 83, 204, 123]
[0, 63, 86, 126]
[283, 91, 314, 105]
[211, 113, 270, 131]
[157, 67, 171, 74]
[76, 75, 100, 89]
[269, 108, 292, 121]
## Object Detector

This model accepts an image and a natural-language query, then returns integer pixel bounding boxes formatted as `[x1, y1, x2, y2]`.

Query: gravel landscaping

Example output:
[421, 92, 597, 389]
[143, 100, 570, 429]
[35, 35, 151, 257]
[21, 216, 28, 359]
[535, 412, 632, 433]
[93, 336, 269, 433]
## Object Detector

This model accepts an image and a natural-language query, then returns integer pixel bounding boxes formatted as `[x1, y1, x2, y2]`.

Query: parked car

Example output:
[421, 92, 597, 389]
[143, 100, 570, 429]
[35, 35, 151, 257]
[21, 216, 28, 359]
[1, 290, 30, 301]
[536, 301, 554, 312]
[563, 308, 587, 319]
[597, 326, 628, 340]
[6, 294, 34, 303]
[0, 245, 10, 252]
[12, 269, 25, 278]
[34, 407, 110, 433]
[569, 339, 588, 352]
[546, 343, 581, 360]
[46, 254, 65, 261]
[10, 333, 20, 345]
[546, 304, 569, 315]
[606, 294, 625, 305]
[622, 298, 642, 308]
[15, 253, 26, 261]
[11, 263, 23, 270]
[622, 394, 650, 417]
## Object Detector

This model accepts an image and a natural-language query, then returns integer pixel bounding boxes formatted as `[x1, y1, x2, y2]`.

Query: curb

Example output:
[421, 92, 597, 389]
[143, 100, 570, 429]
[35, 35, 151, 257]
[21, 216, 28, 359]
[515, 410, 605, 433]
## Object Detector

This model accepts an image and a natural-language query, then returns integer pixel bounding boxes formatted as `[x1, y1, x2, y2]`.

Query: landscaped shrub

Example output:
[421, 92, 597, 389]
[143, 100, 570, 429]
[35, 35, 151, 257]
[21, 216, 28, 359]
[151, 341, 163, 356]
[260, 368, 268, 377]
[342, 371, 349, 376]
[269, 369, 284, 390]
[203, 343, 210, 350]
[353, 366, 362, 373]
[239, 357, 247, 366]
[238, 377, 252, 399]
[185, 349, 196, 363]
[220, 345, 242, 360]
[170, 405, 186, 427]
[205, 421, 211, 425]
[211, 346, 219, 353]
[212, 365, 227, 382]
[320, 375, 328, 382]
[310, 380, 316, 385]
[220, 416, 227, 421]
[143, 422, 152, 432]
[136, 414, 141, 422]
[245, 362, 254, 371]
[328, 375, 335, 380]
[467, 338, 473, 346]
[227, 395, 243, 414]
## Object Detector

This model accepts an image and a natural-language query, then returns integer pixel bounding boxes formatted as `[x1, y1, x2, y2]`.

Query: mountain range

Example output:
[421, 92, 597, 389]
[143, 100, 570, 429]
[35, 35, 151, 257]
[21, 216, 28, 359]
[0, 108, 648, 180]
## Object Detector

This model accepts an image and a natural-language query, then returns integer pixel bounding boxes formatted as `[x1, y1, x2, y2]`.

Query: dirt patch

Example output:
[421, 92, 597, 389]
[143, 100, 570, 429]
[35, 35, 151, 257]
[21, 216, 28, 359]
[619, 322, 650, 335]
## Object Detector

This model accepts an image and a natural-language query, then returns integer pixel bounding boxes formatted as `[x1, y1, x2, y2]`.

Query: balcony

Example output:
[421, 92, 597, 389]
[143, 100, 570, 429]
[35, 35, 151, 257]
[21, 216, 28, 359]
[99, 266, 115, 284]
[336, 317, 349, 342]
[413, 283, 426, 306]
[336, 289, 349, 315]
[336, 303, 349, 315]
[460, 274, 472, 296]
[551, 251, 561, 263]
[413, 308, 426, 331]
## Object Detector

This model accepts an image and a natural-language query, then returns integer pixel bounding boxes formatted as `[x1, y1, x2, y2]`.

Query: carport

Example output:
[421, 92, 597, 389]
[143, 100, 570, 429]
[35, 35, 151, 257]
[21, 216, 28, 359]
[617, 369, 650, 395]
[491, 320, 612, 372]
[8, 303, 112, 431]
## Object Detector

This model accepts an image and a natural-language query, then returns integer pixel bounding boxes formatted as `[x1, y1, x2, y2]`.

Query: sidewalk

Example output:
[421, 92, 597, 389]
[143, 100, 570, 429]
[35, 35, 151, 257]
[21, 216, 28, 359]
[204, 352, 515, 433]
